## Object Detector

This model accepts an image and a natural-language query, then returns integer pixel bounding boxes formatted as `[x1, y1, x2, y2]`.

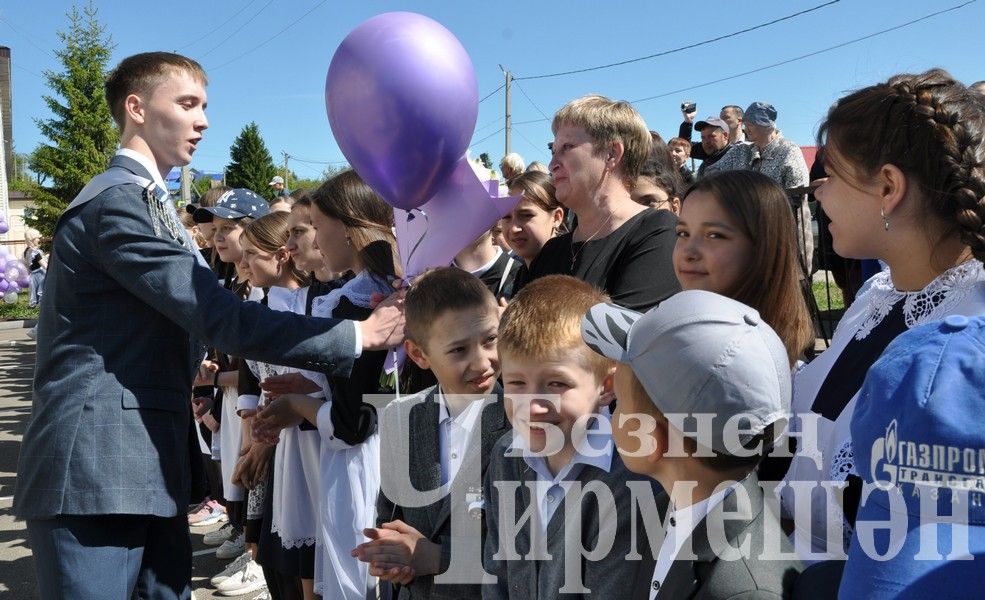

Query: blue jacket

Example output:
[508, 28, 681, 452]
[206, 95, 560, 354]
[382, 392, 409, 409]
[15, 155, 359, 519]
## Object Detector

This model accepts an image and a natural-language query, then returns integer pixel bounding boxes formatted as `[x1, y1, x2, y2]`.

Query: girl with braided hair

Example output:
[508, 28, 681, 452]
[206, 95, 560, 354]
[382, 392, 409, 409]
[780, 68, 985, 560]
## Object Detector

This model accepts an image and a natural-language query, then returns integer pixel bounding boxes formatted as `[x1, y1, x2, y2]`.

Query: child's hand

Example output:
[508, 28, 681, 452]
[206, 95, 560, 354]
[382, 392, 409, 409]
[254, 396, 304, 432]
[351, 520, 440, 579]
[260, 373, 320, 398]
[193, 360, 219, 387]
[370, 564, 416, 585]
[191, 396, 213, 420]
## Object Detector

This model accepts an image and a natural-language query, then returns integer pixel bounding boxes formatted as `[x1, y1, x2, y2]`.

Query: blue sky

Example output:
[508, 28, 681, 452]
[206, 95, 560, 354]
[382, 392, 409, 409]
[2, 0, 982, 179]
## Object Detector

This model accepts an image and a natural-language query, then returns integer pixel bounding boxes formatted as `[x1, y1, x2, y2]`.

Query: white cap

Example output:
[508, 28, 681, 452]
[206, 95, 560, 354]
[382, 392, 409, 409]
[580, 290, 790, 455]
[268, 176, 285, 186]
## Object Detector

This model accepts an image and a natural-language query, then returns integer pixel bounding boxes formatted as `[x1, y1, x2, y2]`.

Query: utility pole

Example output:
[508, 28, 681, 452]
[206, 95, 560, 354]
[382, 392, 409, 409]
[282, 151, 290, 190]
[500, 65, 512, 157]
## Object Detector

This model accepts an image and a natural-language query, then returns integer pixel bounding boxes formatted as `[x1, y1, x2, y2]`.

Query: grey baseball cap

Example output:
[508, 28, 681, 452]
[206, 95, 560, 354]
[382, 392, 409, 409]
[580, 290, 790, 455]
[694, 116, 730, 134]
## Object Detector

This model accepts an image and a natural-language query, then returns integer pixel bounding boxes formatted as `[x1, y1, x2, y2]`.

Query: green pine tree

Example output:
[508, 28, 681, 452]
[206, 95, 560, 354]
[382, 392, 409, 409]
[25, 2, 118, 242]
[225, 122, 278, 200]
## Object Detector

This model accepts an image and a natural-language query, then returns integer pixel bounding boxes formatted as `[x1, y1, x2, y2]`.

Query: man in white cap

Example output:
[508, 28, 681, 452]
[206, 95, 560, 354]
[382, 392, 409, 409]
[269, 174, 289, 197]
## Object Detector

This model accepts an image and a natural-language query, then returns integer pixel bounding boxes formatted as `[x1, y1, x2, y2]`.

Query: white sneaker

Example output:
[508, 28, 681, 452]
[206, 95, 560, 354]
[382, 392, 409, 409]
[250, 591, 270, 600]
[215, 529, 246, 559]
[210, 551, 253, 586]
[216, 559, 266, 596]
[203, 523, 235, 546]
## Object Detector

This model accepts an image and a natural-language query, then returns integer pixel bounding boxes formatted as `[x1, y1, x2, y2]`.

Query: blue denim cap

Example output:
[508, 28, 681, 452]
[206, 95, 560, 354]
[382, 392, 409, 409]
[744, 101, 777, 127]
[192, 188, 270, 222]
[843, 315, 985, 599]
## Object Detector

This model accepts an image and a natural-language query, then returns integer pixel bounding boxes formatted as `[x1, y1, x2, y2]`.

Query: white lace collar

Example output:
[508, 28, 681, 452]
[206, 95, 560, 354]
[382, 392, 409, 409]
[853, 260, 984, 340]
[311, 270, 391, 318]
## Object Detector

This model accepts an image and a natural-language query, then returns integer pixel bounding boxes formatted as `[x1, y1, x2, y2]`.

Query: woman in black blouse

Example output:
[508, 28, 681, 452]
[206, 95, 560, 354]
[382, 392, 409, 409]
[522, 95, 680, 311]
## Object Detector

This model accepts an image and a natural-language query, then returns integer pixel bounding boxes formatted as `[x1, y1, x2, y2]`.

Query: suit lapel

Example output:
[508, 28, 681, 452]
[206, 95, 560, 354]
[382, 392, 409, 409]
[407, 389, 442, 530]
[657, 475, 765, 600]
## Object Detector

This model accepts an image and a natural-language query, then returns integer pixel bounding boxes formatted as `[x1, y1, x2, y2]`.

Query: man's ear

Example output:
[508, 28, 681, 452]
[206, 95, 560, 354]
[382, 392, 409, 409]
[124, 93, 145, 126]
[404, 338, 430, 370]
[607, 140, 625, 168]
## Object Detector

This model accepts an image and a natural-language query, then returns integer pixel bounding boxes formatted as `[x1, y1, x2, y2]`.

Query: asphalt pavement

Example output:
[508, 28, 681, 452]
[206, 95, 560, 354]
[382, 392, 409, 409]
[0, 325, 266, 599]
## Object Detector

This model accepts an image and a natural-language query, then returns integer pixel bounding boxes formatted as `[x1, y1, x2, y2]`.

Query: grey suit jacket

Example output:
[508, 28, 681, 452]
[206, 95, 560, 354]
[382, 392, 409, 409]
[632, 474, 803, 600]
[14, 155, 358, 520]
[482, 431, 659, 599]
[377, 385, 511, 600]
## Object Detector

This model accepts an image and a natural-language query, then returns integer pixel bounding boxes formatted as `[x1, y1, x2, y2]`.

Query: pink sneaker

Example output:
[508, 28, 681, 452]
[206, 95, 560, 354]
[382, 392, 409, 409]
[188, 499, 216, 524]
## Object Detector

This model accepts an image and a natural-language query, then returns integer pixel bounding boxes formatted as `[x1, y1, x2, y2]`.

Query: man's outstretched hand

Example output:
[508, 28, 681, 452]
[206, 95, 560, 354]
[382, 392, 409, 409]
[359, 289, 406, 351]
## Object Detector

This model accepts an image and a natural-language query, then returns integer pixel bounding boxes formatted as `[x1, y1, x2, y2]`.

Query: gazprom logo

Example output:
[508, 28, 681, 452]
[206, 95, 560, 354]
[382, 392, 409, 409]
[886, 420, 898, 464]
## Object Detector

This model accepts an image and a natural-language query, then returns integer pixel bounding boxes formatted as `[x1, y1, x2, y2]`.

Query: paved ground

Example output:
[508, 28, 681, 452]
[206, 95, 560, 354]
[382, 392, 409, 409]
[0, 326, 265, 599]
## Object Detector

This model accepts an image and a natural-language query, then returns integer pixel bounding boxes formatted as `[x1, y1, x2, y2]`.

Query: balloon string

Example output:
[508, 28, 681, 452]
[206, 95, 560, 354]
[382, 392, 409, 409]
[404, 208, 430, 280]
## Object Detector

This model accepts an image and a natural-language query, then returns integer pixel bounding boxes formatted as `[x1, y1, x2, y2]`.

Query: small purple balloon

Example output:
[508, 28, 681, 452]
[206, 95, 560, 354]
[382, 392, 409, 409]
[0, 221, 8, 235]
[0, 279, 8, 292]
[326, 12, 479, 211]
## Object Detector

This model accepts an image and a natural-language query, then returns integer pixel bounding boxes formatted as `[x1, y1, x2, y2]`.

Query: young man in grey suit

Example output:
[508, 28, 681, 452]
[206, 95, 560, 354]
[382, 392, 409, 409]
[14, 52, 404, 600]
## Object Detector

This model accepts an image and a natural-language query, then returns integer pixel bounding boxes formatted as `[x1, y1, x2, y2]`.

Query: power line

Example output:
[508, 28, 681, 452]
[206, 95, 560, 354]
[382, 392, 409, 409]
[290, 156, 349, 166]
[512, 126, 544, 157]
[631, 0, 977, 105]
[210, 0, 331, 71]
[470, 127, 505, 149]
[479, 84, 505, 104]
[513, 117, 549, 126]
[176, 0, 261, 51]
[474, 116, 504, 134]
[0, 16, 56, 58]
[199, 0, 274, 59]
[514, 0, 840, 81]
[512, 80, 551, 121]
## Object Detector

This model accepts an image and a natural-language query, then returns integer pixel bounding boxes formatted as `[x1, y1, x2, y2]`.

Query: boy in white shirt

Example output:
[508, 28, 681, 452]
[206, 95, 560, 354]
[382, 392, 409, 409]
[580, 289, 803, 599]
[483, 275, 655, 599]
[353, 267, 510, 599]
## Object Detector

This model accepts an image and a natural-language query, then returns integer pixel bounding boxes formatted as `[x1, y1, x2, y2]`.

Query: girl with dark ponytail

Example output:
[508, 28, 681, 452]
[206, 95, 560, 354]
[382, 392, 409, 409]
[781, 68, 985, 559]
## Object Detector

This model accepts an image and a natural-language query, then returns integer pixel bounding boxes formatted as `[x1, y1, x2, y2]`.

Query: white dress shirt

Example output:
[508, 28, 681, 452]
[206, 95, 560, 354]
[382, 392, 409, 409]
[648, 478, 744, 599]
[437, 388, 485, 486]
[512, 415, 615, 534]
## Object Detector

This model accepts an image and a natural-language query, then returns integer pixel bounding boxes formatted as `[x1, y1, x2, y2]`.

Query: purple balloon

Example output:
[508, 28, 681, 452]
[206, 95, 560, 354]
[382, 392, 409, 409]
[0, 279, 8, 292]
[394, 156, 520, 278]
[326, 12, 478, 211]
[0, 222, 8, 235]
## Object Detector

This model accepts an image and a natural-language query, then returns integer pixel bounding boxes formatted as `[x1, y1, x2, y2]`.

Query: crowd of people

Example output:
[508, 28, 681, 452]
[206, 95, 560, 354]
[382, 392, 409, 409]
[11, 49, 985, 600]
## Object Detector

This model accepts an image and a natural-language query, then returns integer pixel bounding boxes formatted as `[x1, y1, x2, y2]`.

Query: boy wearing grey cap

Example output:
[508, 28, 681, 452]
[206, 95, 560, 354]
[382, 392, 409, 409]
[581, 290, 803, 599]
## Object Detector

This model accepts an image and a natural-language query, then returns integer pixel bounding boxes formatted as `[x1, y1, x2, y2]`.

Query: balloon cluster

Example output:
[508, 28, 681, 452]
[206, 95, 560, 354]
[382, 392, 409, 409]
[0, 246, 30, 304]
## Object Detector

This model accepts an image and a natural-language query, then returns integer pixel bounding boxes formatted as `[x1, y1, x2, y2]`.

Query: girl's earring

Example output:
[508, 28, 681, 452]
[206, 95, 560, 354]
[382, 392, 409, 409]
[345, 236, 352, 246]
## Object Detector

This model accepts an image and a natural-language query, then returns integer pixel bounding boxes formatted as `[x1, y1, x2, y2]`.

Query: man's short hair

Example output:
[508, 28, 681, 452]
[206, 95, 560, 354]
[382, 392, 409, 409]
[720, 104, 744, 119]
[552, 95, 652, 181]
[405, 267, 497, 347]
[499, 275, 613, 378]
[667, 137, 692, 156]
[105, 52, 208, 129]
[499, 153, 525, 178]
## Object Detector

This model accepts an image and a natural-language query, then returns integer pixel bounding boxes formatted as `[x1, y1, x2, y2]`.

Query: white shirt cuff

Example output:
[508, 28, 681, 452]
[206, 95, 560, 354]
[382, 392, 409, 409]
[352, 319, 363, 358]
